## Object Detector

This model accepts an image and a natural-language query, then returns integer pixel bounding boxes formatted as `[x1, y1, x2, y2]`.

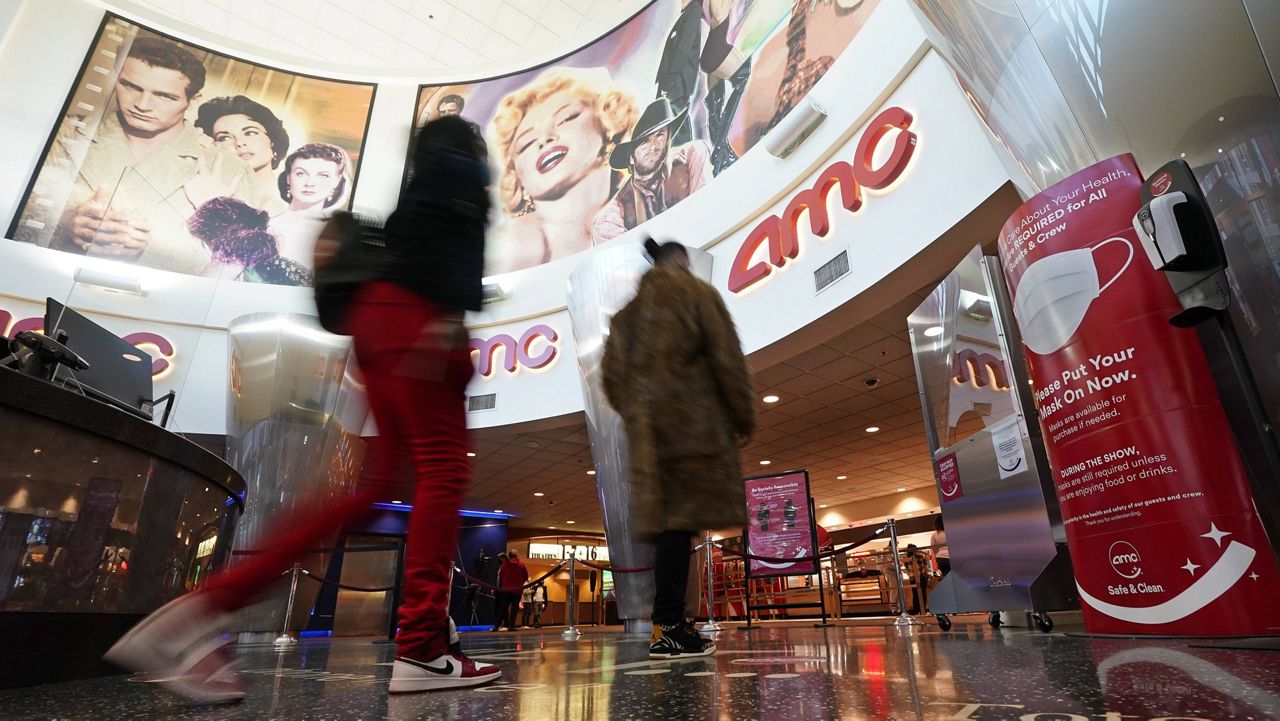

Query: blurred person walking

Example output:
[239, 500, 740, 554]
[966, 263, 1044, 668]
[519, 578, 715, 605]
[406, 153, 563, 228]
[602, 239, 756, 659]
[104, 116, 499, 701]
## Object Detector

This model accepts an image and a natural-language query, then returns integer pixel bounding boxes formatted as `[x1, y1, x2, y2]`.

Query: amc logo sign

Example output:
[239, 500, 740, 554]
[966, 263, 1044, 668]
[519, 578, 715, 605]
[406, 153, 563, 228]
[1109, 541, 1143, 579]
[952, 349, 1011, 391]
[469, 325, 559, 377]
[728, 106, 918, 294]
[0, 307, 177, 377]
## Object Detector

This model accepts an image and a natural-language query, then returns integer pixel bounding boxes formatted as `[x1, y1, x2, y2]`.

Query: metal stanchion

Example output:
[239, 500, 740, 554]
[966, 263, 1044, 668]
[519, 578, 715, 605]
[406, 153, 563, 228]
[274, 563, 302, 648]
[561, 554, 582, 640]
[887, 519, 923, 628]
[700, 535, 723, 633]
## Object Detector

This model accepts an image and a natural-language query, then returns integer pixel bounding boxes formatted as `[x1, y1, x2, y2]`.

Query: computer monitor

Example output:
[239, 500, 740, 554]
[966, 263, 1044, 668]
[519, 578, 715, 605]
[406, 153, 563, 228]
[44, 297, 154, 420]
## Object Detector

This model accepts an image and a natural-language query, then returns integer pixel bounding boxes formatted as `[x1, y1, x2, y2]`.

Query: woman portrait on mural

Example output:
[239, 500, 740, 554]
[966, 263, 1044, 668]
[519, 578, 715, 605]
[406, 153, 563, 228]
[195, 95, 291, 216]
[269, 142, 351, 271]
[489, 68, 638, 273]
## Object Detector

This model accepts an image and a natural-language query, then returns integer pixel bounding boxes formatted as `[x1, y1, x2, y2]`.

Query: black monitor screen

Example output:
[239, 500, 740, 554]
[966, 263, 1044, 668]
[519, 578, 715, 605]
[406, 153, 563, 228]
[44, 297, 153, 419]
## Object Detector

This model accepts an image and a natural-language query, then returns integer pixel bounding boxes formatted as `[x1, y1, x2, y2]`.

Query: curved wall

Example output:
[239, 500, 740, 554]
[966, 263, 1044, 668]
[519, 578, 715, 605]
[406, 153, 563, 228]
[0, 0, 1014, 436]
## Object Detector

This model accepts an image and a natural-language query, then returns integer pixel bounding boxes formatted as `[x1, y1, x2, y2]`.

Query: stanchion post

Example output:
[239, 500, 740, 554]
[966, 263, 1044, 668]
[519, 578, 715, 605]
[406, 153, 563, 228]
[887, 519, 923, 628]
[561, 554, 581, 640]
[274, 563, 302, 648]
[700, 535, 722, 633]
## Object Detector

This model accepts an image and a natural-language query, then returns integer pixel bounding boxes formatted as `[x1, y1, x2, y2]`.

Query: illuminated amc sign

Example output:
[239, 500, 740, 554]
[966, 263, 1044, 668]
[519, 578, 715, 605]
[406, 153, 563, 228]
[469, 324, 559, 378]
[952, 348, 1011, 391]
[728, 106, 918, 294]
[0, 307, 177, 378]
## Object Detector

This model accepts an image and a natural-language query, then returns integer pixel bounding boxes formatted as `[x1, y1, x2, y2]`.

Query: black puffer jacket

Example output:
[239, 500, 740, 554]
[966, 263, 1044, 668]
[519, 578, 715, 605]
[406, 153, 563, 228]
[382, 146, 491, 312]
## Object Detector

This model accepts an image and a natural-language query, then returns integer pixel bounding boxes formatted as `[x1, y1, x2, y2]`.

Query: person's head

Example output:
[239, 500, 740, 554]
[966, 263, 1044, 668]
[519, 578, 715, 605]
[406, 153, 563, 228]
[195, 95, 290, 173]
[631, 127, 670, 177]
[491, 68, 637, 215]
[437, 94, 465, 117]
[410, 115, 486, 174]
[508, 550, 519, 560]
[934, 515, 944, 532]
[114, 37, 206, 136]
[643, 238, 690, 271]
[906, 544, 919, 555]
[186, 196, 277, 267]
[278, 143, 348, 210]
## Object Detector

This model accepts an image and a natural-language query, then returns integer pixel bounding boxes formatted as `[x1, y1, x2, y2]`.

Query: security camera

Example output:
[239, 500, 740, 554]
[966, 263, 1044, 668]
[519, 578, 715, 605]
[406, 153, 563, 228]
[863, 377, 880, 388]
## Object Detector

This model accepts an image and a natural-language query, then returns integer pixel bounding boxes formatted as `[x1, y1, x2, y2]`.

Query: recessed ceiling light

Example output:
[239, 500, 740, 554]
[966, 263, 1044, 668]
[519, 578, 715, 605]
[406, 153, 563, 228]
[1180, 152, 1186, 158]
[494, 509, 503, 514]
[32, 448, 41, 454]
[533, 492, 545, 497]
[837, 475, 847, 480]
[759, 460, 771, 465]
[566, 520, 576, 524]
[587, 470, 596, 475]
[923, 326, 943, 337]
[1218, 148, 1224, 153]
[91, 458, 99, 464]
[1219, 115, 1225, 122]
[549, 526, 557, 529]
[467, 452, 476, 457]
[391, 500, 402, 504]
[896, 487, 907, 492]
[819, 504, 828, 508]
[865, 426, 880, 433]
[762, 394, 780, 404]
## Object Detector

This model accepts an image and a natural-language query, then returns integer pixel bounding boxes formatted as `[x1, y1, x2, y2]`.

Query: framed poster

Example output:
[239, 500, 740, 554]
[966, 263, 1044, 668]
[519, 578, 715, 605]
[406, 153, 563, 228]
[742, 469, 818, 578]
[408, 0, 881, 275]
[8, 14, 377, 286]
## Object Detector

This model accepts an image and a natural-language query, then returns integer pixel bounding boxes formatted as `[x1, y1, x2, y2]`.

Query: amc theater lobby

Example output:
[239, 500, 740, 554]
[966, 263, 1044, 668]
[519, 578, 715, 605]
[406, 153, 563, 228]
[2, 0, 1280, 719]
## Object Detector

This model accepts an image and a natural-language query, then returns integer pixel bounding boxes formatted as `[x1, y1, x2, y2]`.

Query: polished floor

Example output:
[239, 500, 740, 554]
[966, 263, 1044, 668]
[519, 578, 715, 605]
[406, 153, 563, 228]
[3, 616, 1279, 720]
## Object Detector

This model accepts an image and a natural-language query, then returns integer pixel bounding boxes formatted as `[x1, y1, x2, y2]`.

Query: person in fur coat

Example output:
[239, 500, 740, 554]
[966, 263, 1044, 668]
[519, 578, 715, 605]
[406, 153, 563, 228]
[602, 238, 756, 658]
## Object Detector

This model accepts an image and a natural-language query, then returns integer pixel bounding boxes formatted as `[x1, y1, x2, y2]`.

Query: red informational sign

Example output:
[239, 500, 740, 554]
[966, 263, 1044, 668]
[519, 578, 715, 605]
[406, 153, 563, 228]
[997, 155, 1280, 636]
[936, 452, 962, 502]
[743, 471, 817, 577]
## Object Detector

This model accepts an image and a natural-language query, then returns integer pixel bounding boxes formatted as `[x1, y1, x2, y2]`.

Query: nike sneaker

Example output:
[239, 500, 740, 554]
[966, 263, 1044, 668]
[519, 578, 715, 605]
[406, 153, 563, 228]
[388, 651, 501, 693]
[649, 620, 716, 659]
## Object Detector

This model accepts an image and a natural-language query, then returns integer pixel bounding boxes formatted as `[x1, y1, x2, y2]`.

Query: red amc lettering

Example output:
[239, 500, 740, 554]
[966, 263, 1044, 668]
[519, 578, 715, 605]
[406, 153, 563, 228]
[123, 332, 175, 377]
[952, 349, 1010, 390]
[728, 106, 917, 294]
[519, 325, 558, 370]
[470, 325, 560, 377]
[854, 106, 916, 189]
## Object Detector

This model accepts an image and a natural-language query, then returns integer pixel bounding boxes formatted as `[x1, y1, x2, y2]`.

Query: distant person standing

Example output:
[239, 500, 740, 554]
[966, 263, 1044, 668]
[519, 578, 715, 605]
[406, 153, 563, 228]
[495, 550, 529, 631]
[603, 238, 756, 659]
[931, 515, 950, 576]
[531, 582, 548, 628]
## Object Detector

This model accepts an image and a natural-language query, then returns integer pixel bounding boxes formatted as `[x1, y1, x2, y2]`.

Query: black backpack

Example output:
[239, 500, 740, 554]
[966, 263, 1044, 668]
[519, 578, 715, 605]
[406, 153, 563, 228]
[312, 211, 390, 334]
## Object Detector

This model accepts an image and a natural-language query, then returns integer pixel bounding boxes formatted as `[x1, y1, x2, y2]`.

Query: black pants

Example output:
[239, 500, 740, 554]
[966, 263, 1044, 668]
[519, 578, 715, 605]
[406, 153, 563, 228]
[651, 530, 695, 626]
[937, 558, 951, 576]
[494, 592, 518, 629]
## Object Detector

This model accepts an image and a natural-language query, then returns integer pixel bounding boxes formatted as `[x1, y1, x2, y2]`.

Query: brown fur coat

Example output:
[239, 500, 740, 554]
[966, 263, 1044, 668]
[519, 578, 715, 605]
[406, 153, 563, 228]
[602, 265, 756, 538]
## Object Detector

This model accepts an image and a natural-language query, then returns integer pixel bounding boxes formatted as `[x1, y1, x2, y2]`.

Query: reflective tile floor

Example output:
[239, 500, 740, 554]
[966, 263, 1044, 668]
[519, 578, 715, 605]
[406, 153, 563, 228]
[3, 616, 1280, 720]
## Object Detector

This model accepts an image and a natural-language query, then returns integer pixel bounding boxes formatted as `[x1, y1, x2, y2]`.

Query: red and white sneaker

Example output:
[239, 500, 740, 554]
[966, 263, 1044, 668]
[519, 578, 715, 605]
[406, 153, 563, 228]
[389, 651, 501, 693]
[104, 593, 245, 705]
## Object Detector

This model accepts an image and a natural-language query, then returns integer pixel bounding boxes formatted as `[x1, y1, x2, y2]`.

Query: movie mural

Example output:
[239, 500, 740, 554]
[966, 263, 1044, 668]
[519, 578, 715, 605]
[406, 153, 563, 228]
[413, 0, 880, 274]
[9, 15, 376, 286]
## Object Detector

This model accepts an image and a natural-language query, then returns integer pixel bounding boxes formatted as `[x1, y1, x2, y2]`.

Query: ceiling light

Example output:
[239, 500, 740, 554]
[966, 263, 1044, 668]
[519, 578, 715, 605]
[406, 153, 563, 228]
[566, 520, 576, 524]
[33, 448, 41, 454]
[91, 458, 99, 464]
[819, 504, 828, 508]
[1180, 152, 1186, 158]
[837, 475, 847, 480]
[533, 492, 545, 497]
[467, 452, 476, 457]
[896, 487, 907, 492]
[587, 470, 596, 475]
[494, 510, 503, 514]
[1218, 115, 1225, 122]
[759, 460, 771, 465]
[1218, 148, 1224, 153]
[762, 394, 780, 404]
[865, 426, 880, 433]
[923, 326, 943, 338]
[549, 526, 557, 529]
[391, 500, 402, 504]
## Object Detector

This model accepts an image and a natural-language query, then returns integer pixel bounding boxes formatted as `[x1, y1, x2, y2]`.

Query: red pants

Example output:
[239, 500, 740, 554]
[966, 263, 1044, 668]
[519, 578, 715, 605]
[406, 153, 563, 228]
[201, 282, 472, 660]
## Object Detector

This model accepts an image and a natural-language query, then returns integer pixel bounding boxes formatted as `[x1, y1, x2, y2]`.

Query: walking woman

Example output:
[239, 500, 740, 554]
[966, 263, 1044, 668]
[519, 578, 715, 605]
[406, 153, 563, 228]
[104, 116, 499, 702]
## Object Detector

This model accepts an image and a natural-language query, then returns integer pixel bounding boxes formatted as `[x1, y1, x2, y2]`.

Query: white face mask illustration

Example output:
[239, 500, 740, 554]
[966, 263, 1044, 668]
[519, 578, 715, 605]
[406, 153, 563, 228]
[1013, 237, 1133, 355]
